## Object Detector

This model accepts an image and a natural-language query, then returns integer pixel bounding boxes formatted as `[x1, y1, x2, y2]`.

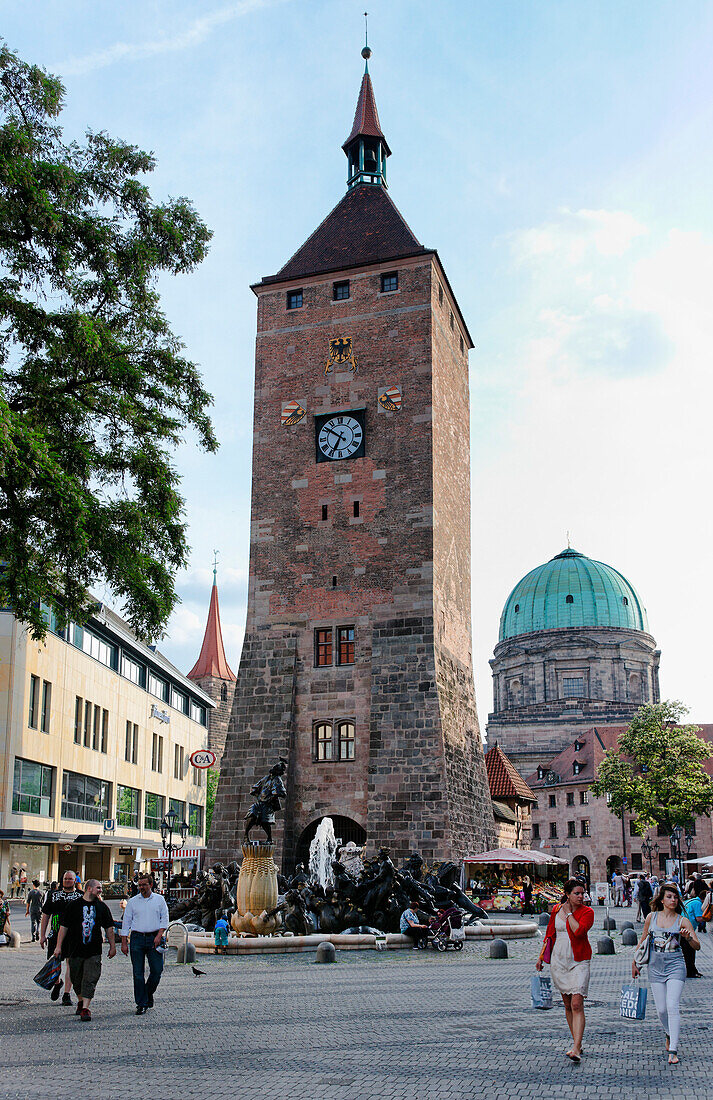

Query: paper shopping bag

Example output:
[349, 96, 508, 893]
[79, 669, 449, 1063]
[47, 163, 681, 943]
[620, 982, 647, 1020]
[531, 973, 553, 1009]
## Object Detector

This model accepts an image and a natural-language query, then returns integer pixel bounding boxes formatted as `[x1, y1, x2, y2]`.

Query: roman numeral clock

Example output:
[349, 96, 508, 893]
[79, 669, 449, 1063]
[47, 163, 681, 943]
[315, 409, 366, 463]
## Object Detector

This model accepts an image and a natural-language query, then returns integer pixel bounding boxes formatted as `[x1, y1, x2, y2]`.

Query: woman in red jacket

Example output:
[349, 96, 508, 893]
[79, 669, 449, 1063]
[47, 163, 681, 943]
[536, 878, 594, 1063]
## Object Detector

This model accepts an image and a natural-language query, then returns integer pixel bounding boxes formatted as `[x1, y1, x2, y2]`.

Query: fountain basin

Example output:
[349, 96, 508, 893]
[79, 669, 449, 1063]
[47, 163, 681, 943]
[186, 920, 538, 954]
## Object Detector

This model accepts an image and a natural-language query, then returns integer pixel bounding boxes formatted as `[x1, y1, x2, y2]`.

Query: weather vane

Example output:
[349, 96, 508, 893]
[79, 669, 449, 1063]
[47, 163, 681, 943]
[212, 549, 220, 578]
[362, 12, 371, 63]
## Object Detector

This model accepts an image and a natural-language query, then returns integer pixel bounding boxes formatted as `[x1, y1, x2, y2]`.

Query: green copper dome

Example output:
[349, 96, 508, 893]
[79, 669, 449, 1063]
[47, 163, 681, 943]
[499, 548, 650, 641]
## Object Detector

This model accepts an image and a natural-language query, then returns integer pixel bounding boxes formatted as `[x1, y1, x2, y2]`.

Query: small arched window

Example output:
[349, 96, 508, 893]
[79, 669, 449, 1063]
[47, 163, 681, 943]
[537, 766, 545, 780]
[622, 596, 629, 606]
[566, 594, 574, 604]
[220, 683, 228, 702]
[514, 603, 520, 613]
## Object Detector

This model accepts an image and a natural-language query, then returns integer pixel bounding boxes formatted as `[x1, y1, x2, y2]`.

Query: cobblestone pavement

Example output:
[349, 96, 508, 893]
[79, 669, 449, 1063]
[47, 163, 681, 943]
[1, 905, 712, 1100]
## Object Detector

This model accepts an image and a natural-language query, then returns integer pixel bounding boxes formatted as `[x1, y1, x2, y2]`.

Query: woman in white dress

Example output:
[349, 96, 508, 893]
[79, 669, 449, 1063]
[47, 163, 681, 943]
[537, 879, 595, 1062]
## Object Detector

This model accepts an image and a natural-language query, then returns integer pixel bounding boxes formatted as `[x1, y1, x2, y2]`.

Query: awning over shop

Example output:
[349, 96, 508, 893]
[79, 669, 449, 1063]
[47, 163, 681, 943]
[463, 847, 568, 866]
[73, 834, 162, 848]
[684, 856, 713, 867]
[157, 848, 204, 859]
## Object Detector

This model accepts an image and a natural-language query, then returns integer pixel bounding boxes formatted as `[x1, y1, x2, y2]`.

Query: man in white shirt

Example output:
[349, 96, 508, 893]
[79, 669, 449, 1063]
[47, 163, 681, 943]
[120, 873, 169, 1015]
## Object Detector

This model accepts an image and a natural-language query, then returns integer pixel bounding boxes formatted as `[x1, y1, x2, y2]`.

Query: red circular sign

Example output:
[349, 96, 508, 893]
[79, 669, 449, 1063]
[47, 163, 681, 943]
[189, 749, 217, 769]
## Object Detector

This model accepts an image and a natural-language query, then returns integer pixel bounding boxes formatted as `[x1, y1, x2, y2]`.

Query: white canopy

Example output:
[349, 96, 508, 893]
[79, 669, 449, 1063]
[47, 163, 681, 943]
[463, 847, 568, 866]
[683, 856, 713, 867]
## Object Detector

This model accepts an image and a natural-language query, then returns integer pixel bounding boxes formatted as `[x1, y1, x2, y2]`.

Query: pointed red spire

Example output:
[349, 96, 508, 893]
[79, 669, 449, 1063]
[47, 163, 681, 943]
[342, 70, 391, 155]
[187, 576, 236, 682]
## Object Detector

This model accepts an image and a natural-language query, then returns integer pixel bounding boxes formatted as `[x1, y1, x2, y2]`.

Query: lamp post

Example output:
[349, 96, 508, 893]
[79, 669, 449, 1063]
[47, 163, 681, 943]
[160, 808, 188, 911]
[669, 825, 683, 885]
[684, 827, 695, 882]
[640, 834, 659, 876]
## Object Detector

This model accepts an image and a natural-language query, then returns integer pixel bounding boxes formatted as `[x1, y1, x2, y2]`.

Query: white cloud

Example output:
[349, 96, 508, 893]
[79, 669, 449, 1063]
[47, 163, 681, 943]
[512, 208, 648, 266]
[59, 0, 287, 76]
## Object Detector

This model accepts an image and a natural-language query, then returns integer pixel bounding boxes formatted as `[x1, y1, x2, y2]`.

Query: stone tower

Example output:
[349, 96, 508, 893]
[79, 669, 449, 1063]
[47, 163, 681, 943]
[187, 567, 236, 762]
[487, 547, 660, 776]
[208, 51, 495, 869]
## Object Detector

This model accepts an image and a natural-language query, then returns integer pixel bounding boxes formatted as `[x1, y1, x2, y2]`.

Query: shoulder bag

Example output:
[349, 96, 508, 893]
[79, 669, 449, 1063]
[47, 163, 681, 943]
[633, 931, 651, 967]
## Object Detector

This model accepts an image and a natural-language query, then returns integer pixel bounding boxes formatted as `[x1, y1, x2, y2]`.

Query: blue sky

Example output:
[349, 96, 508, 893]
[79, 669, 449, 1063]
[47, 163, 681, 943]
[4, 1, 713, 724]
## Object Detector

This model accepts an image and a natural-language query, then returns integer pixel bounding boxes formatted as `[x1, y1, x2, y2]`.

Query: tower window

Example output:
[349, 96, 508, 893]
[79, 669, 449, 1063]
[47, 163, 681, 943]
[622, 596, 629, 605]
[353, 500, 360, 518]
[566, 594, 574, 604]
[338, 720, 355, 760]
[332, 575, 338, 588]
[221, 683, 228, 702]
[438, 283, 444, 305]
[514, 603, 519, 613]
[459, 335, 464, 353]
[314, 722, 333, 761]
[286, 289, 303, 310]
[337, 626, 355, 665]
[450, 311, 454, 330]
[315, 629, 333, 667]
[321, 504, 328, 521]
[380, 272, 398, 293]
[333, 280, 350, 301]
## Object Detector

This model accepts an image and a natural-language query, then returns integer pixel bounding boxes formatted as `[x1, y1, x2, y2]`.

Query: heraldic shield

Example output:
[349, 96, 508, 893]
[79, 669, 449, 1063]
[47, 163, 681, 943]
[325, 337, 357, 375]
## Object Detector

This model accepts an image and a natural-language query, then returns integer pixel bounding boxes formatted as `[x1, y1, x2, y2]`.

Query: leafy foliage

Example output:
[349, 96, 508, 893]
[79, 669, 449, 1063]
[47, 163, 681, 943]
[591, 701, 713, 831]
[205, 767, 219, 840]
[0, 42, 215, 640]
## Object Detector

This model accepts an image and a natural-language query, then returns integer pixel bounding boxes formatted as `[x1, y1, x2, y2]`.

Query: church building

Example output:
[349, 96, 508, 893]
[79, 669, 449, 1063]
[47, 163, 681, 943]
[207, 47, 495, 870]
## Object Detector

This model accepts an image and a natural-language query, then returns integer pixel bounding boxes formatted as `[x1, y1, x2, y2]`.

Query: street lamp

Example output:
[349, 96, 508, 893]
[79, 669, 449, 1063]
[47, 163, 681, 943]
[669, 825, 683, 885]
[160, 809, 188, 910]
[640, 834, 659, 876]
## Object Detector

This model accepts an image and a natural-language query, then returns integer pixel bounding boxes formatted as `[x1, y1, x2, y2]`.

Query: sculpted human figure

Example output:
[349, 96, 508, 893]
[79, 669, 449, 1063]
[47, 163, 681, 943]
[244, 759, 287, 843]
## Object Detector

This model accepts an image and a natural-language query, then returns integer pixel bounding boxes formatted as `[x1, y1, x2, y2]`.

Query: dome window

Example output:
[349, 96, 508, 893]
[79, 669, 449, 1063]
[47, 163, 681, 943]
[514, 603, 519, 613]
[622, 596, 629, 606]
[566, 594, 574, 604]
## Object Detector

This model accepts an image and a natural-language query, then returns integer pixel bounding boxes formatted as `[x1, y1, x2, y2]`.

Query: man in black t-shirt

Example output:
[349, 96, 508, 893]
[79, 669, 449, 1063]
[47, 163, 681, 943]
[54, 879, 115, 1022]
[40, 870, 83, 1005]
[25, 880, 44, 941]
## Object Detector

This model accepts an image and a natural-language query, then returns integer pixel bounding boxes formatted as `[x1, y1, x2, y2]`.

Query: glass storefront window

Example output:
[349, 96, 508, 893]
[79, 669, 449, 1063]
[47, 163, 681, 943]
[144, 792, 165, 832]
[6, 843, 50, 889]
[188, 803, 203, 837]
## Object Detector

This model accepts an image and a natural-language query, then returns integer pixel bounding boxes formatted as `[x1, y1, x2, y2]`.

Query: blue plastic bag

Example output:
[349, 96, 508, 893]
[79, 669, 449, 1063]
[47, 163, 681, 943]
[33, 956, 61, 990]
[620, 982, 647, 1020]
[531, 973, 553, 1009]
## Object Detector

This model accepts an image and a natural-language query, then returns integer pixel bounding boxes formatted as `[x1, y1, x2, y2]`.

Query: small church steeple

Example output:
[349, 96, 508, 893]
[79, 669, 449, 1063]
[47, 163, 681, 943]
[342, 26, 391, 190]
[187, 556, 236, 683]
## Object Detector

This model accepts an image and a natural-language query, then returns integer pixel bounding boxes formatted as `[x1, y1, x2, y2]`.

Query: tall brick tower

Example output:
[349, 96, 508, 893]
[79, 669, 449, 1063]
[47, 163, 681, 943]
[208, 47, 495, 869]
[187, 565, 236, 761]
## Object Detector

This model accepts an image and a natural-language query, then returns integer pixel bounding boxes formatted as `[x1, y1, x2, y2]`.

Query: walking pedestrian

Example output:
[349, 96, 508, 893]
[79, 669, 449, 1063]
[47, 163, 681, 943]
[638, 875, 653, 921]
[536, 878, 594, 1063]
[40, 871, 83, 1006]
[18, 866, 28, 901]
[682, 881, 707, 974]
[632, 882, 700, 1065]
[53, 879, 116, 1022]
[612, 870, 625, 906]
[25, 880, 44, 941]
[120, 872, 169, 1014]
[0, 890, 11, 940]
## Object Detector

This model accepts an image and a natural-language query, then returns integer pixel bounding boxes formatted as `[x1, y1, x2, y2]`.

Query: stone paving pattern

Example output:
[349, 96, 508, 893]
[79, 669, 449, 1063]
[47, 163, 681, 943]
[1, 906, 712, 1099]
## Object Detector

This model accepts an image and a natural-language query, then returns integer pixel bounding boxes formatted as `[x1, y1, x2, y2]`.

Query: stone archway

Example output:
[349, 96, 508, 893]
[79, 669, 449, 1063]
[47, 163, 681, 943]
[606, 854, 622, 880]
[572, 855, 590, 888]
[294, 815, 367, 872]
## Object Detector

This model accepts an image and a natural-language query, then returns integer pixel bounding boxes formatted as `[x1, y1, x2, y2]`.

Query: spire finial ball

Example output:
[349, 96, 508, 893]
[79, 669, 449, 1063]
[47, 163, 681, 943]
[361, 46, 372, 60]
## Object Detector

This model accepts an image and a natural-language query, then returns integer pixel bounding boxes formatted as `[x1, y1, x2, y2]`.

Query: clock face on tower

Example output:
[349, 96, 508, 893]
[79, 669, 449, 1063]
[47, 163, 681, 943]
[315, 408, 366, 463]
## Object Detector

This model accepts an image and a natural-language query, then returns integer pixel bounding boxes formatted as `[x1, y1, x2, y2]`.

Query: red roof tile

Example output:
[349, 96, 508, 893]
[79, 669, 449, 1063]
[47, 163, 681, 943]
[342, 71, 391, 154]
[485, 742, 537, 802]
[258, 184, 427, 286]
[187, 581, 236, 683]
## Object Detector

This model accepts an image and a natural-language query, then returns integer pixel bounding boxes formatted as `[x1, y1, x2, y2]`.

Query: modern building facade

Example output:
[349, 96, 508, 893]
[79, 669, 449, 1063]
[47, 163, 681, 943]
[0, 602, 213, 889]
[487, 547, 660, 776]
[209, 52, 495, 870]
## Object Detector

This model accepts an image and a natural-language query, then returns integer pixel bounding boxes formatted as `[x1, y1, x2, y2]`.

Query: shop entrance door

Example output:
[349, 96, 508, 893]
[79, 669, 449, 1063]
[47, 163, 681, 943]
[58, 848, 79, 879]
[84, 850, 105, 881]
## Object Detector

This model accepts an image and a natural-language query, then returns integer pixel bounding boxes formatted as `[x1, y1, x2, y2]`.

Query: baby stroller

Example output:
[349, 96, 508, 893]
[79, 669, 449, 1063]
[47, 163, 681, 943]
[427, 905, 465, 951]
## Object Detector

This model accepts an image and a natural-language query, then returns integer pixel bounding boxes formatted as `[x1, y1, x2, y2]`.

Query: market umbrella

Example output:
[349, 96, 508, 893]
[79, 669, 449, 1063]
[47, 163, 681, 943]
[463, 847, 568, 866]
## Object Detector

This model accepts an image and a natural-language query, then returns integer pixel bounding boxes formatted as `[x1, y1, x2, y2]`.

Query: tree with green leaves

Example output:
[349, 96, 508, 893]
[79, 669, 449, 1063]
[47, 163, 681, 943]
[0, 42, 216, 641]
[205, 767, 219, 841]
[591, 701, 713, 832]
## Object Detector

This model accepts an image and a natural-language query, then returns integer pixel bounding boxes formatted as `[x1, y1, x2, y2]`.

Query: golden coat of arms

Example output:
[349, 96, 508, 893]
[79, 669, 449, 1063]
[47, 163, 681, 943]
[325, 337, 357, 375]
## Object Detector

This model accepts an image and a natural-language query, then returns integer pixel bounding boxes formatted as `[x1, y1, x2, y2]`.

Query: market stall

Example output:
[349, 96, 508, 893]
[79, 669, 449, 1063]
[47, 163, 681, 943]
[462, 847, 569, 914]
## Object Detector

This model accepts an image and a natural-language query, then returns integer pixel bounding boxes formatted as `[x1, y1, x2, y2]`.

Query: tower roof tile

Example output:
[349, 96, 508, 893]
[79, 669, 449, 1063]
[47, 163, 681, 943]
[187, 580, 236, 683]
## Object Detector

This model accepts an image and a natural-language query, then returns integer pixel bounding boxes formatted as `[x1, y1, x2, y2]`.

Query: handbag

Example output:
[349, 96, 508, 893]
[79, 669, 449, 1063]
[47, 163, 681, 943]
[620, 981, 647, 1020]
[33, 956, 62, 990]
[531, 973, 553, 1009]
[701, 893, 713, 922]
[542, 934, 553, 964]
[633, 932, 651, 967]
